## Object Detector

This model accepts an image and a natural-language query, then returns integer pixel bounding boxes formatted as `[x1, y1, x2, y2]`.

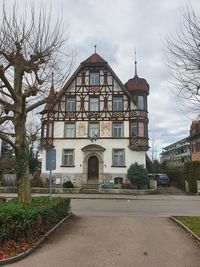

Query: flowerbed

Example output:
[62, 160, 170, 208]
[0, 197, 70, 260]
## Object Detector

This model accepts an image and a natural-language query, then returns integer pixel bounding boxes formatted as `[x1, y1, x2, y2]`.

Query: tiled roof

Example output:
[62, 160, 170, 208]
[81, 53, 107, 65]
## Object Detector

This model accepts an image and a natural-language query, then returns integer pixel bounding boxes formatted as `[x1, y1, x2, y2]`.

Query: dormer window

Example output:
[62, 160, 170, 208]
[90, 72, 99, 85]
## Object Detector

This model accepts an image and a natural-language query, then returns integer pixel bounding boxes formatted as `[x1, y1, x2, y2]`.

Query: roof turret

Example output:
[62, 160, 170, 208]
[124, 53, 149, 94]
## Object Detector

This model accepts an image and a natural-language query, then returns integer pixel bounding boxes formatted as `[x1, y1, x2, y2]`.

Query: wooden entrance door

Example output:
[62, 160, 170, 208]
[88, 156, 99, 181]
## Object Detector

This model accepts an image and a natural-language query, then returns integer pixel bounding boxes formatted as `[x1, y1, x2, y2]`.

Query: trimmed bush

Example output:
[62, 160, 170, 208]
[127, 163, 148, 189]
[63, 181, 74, 188]
[183, 161, 200, 193]
[0, 197, 70, 245]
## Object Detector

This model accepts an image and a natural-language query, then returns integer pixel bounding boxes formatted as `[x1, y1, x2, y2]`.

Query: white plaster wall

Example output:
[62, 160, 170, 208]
[124, 121, 129, 138]
[54, 122, 64, 138]
[41, 138, 146, 175]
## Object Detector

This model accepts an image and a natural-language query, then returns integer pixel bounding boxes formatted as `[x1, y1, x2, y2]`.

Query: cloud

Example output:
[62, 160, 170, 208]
[4, 0, 200, 159]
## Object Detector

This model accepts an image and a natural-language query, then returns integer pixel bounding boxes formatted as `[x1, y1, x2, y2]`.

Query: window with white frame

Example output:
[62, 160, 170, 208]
[112, 149, 125, 166]
[48, 122, 53, 137]
[63, 149, 74, 166]
[66, 97, 75, 112]
[89, 97, 99, 111]
[137, 95, 145, 110]
[43, 124, 47, 138]
[131, 121, 146, 137]
[89, 123, 99, 138]
[130, 122, 137, 137]
[112, 122, 123, 137]
[65, 123, 75, 138]
[90, 72, 99, 85]
[42, 122, 53, 138]
[113, 96, 123, 111]
[138, 122, 145, 137]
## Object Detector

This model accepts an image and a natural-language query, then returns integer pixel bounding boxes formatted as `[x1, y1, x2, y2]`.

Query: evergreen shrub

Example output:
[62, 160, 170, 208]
[183, 161, 200, 193]
[127, 162, 148, 189]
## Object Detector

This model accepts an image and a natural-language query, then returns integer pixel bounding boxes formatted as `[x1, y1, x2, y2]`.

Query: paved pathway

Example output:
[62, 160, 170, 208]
[6, 216, 200, 267]
[3, 188, 200, 267]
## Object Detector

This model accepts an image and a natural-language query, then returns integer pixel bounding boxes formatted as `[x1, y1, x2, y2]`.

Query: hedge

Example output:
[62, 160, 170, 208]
[166, 169, 185, 190]
[183, 161, 200, 193]
[0, 197, 70, 245]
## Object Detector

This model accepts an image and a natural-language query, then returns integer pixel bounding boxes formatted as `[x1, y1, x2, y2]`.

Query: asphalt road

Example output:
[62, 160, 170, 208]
[71, 198, 200, 217]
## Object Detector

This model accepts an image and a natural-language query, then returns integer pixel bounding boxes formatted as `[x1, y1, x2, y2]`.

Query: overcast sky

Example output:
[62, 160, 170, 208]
[6, 0, 200, 159]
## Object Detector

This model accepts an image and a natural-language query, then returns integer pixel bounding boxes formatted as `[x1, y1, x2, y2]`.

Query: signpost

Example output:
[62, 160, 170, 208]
[46, 149, 56, 200]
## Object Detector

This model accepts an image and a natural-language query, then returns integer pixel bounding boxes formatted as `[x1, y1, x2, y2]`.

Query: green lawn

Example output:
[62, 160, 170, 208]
[175, 216, 200, 238]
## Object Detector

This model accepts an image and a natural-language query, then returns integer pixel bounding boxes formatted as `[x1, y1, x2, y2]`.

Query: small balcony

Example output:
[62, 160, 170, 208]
[129, 137, 149, 151]
[41, 138, 54, 149]
[130, 110, 148, 119]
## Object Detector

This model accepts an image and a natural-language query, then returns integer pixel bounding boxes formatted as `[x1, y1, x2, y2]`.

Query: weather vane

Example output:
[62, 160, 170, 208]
[134, 49, 137, 75]
[51, 72, 54, 86]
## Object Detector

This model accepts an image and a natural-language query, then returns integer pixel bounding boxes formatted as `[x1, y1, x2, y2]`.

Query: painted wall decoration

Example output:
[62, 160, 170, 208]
[100, 121, 111, 137]
[77, 122, 87, 137]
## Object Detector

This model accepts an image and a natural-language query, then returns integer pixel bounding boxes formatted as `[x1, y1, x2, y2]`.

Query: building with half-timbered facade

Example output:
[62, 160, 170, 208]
[40, 52, 150, 186]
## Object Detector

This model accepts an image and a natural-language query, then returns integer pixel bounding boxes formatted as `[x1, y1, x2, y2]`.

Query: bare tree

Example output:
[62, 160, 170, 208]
[0, 2, 73, 202]
[164, 4, 200, 114]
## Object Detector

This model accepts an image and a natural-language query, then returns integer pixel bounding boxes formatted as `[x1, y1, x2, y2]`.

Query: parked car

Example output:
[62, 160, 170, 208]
[155, 174, 170, 186]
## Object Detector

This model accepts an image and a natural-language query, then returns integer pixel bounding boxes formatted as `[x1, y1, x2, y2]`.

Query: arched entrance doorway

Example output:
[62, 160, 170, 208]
[88, 156, 99, 181]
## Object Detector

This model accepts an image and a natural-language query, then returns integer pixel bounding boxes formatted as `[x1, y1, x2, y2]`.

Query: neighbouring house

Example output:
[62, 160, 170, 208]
[160, 137, 191, 168]
[40, 52, 150, 186]
[189, 120, 200, 162]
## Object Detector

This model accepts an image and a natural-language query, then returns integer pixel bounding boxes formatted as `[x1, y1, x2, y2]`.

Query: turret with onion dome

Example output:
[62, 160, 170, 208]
[124, 53, 149, 111]
[124, 52, 149, 151]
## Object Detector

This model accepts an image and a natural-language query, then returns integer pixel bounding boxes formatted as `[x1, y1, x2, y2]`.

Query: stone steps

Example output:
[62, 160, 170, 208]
[81, 182, 100, 193]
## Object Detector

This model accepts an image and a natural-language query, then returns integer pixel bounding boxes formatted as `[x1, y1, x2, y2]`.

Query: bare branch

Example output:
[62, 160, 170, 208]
[0, 98, 15, 111]
[26, 97, 48, 113]
[0, 116, 13, 124]
[163, 4, 200, 115]
[0, 131, 15, 149]
[0, 65, 16, 101]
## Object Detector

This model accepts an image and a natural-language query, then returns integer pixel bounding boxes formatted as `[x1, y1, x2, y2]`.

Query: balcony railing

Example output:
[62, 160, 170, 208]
[129, 137, 149, 151]
[41, 138, 54, 148]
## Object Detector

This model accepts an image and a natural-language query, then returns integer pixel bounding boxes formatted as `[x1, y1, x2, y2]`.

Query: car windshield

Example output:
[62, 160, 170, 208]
[159, 175, 168, 179]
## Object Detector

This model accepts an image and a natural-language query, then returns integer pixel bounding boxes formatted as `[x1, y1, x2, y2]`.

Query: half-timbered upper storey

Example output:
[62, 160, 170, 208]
[41, 53, 150, 151]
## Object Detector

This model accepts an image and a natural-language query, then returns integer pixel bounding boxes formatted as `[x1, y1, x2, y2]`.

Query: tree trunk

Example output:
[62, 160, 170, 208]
[15, 115, 32, 203]
[15, 134, 32, 203]
[13, 62, 32, 203]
